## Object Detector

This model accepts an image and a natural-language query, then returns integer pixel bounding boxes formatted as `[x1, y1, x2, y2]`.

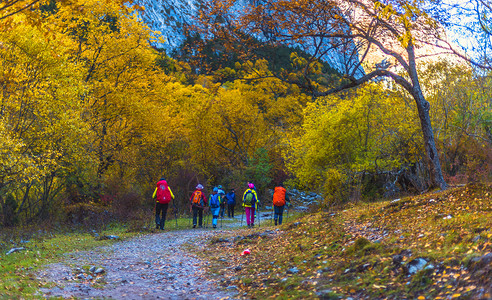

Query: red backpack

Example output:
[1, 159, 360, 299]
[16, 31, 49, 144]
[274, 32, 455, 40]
[156, 180, 172, 204]
[273, 186, 286, 206]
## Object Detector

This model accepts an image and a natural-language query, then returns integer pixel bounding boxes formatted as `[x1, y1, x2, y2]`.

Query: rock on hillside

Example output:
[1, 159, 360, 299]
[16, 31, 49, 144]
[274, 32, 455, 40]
[266, 188, 323, 212]
[135, 0, 201, 50]
[134, 0, 362, 75]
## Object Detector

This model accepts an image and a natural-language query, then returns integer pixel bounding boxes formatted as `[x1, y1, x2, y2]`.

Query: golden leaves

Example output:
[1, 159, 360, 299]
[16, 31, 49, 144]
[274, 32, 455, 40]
[287, 83, 421, 197]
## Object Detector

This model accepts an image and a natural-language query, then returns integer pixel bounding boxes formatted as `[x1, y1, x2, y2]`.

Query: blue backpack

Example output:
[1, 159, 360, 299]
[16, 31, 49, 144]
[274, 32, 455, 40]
[209, 194, 220, 208]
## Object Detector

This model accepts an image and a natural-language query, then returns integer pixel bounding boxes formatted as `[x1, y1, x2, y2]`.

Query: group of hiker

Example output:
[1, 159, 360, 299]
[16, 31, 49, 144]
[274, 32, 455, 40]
[152, 178, 290, 230]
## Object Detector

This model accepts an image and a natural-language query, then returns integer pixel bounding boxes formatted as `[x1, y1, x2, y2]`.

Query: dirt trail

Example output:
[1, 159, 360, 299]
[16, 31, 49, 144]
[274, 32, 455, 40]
[37, 210, 273, 299]
[38, 229, 237, 299]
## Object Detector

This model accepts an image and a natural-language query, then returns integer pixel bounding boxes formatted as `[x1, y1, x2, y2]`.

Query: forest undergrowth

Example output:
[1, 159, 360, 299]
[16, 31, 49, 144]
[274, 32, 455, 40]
[198, 182, 492, 299]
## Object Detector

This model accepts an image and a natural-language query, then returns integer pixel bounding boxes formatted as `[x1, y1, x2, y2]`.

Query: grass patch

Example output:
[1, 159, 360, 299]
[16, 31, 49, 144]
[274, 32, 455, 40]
[0, 224, 140, 299]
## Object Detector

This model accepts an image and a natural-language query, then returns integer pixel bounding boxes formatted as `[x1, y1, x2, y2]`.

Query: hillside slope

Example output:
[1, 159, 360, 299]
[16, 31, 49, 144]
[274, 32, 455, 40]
[200, 183, 492, 299]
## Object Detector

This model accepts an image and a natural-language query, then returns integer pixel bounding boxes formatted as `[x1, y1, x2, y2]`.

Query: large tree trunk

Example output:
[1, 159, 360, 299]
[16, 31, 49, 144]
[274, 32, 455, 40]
[406, 43, 447, 190]
[413, 89, 448, 190]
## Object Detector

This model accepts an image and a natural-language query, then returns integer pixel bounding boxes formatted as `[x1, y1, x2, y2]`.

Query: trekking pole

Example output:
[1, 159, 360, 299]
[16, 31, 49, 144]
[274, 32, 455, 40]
[189, 206, 192, 228]
[271, 205, 274, 226]
[258, 205, 261, 227]
[240, 207, 244, 227]
[205, 208, 209, 228]
[173, 202, 178, 229]
[286, 205, 290, 221]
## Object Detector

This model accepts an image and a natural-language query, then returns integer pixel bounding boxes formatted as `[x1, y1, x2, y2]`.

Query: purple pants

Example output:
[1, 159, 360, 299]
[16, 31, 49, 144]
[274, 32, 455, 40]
[245, 206, 255, 226]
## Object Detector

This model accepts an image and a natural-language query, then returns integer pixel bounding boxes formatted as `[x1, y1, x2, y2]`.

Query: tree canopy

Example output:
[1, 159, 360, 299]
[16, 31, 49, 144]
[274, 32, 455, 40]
[195, 0, 489, 190]
[0, 0, 490, 227]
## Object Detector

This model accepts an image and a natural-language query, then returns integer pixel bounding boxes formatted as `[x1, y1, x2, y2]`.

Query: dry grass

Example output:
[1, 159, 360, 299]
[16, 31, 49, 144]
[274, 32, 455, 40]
[199, 183, 492, 299]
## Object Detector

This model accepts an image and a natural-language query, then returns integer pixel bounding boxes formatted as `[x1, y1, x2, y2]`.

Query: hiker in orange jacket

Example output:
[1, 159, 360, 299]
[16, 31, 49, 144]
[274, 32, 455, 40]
[152, 178, 175, 230]
[273, 183, 290, 226]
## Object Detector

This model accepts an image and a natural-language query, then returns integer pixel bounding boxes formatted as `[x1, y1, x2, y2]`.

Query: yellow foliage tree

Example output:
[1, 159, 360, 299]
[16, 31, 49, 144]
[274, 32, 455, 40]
[420, 60, 492, 183]
[284, 84, 422, 201]
[180, 60, 307, 188]
[201, 0, 452, 190]
[0, 12, 92, 222]
[45, 0, 171, 187]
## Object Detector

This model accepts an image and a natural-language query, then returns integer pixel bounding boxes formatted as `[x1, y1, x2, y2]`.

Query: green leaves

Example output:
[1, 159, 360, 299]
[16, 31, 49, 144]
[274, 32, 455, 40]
[284, 83, 421, 199]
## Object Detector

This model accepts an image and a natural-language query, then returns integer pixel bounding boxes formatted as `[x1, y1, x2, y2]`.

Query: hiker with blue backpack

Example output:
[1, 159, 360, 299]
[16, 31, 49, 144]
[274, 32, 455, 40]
[242, 183, 258, 228]
[190, 184, 207, 228]
[208, 187, 221, 228]
[226, 188, 236, 218]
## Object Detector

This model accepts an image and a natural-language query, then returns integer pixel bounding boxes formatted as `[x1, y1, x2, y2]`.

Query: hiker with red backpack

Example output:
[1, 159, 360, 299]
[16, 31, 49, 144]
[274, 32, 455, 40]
[190, 184, 207, 228]
[152, 178, 175, 230]
[273, 183, 290, 225]
[242, 182, 258, 228]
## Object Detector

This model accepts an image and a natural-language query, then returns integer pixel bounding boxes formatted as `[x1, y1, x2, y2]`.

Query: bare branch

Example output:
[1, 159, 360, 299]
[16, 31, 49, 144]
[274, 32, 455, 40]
[316, 69, 413, 96]
[0, 0, 41, 20]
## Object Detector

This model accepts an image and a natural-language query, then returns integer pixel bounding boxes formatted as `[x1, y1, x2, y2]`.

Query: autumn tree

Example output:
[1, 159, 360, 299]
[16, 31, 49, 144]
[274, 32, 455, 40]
[199, 0, 463, 190]
[44, 0, 172, 194]
[0, 0, 183, 224]
[285, 83, 424, 203]
[419, 59, 492, 183]
[153, 58, 306, 197]
[0, 12, 92, 224]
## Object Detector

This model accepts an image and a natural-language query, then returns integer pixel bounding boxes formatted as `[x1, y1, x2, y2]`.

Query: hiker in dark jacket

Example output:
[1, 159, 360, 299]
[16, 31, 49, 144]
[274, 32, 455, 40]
[226, 188, 236, 218]
[152, 178, 175, 230]
[190, 184, 207, 228]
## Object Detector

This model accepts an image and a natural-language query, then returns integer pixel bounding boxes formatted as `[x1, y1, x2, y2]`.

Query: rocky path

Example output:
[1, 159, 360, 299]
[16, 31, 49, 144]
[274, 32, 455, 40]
[37, 210, 274, 299]
[37, 229, 237, 299]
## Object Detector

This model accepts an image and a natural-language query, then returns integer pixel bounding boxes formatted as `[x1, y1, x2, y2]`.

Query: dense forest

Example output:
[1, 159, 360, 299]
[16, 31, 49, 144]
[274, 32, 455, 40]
[0, 0, 490, 229]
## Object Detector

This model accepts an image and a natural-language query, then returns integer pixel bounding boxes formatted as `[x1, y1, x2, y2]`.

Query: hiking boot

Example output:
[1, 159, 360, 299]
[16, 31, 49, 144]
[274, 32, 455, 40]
[156, 225, 159, 229]
[199, 225, 203, 228]
[193, 225, 196, 228]
[213, 225, 217, 228]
